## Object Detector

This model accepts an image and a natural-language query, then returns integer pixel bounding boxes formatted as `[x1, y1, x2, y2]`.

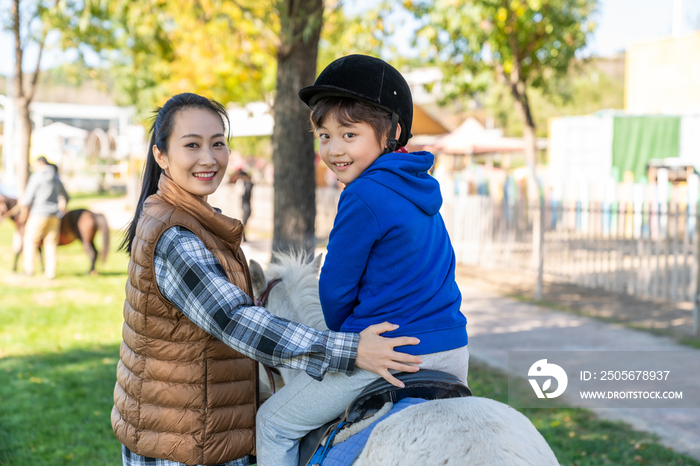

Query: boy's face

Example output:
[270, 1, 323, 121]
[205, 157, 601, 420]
[316, 117, 384, 185]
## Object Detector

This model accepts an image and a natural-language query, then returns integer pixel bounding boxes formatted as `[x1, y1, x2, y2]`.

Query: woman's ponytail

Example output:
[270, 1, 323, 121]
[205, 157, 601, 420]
[120, 122, 162, 254]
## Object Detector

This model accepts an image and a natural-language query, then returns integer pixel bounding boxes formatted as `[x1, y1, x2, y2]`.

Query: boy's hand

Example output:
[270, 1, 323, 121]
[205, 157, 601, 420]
[355, 322, 422, 388]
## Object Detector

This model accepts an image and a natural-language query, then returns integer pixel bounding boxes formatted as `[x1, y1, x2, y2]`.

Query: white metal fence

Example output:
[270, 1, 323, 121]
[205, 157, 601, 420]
[442, 193, 700, 303]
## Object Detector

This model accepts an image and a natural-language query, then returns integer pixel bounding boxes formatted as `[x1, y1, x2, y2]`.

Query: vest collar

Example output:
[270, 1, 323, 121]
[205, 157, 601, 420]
[156, 173, 244, 250]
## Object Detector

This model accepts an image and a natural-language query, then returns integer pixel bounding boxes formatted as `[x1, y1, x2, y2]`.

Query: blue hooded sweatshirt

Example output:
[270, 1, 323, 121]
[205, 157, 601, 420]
[319, 150, 468, 356]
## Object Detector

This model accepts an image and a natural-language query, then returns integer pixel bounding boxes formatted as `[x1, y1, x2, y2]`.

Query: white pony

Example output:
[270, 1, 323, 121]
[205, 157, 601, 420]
[250, 252, 560, 466]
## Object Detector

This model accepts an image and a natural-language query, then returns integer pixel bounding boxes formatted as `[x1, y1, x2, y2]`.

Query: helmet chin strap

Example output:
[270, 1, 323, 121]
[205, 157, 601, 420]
[382, 112, 400, 155]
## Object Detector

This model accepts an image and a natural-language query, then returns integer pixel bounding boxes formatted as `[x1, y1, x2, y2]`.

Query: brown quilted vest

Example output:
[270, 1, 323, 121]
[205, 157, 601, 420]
[111, 174, 258, 465]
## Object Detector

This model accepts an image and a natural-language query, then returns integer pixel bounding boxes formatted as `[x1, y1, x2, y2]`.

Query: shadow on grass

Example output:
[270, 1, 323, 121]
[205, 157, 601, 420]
[0, 345, 122, 466]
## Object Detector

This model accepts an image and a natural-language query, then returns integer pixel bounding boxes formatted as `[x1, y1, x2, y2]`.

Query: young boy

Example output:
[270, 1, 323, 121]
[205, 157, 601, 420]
[255, 55, 469, 466]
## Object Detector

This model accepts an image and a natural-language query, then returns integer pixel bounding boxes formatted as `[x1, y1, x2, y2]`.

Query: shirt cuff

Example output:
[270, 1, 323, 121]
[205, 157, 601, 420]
[327, 331, 359, 375]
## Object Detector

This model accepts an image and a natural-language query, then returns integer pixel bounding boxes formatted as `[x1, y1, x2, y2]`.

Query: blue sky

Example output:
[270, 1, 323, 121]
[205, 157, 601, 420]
[0, 0, 699, 79]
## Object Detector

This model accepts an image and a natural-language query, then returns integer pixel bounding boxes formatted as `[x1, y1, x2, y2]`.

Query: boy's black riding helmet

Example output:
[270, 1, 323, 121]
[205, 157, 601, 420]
[299, 54, 413, 149]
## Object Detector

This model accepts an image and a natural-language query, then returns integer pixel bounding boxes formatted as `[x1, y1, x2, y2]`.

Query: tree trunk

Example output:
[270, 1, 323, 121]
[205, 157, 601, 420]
[12, 0, 45, 195]
[509, 81, 544, 300]
[271, 0, 323, 256]
[507, 81, 536, 169]
[14, 96, 32, 193]
[11, 0, 30, 195]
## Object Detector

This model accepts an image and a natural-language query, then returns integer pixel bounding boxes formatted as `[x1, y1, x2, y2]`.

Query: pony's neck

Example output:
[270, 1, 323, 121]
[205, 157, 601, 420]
[0, 196, 22, 225]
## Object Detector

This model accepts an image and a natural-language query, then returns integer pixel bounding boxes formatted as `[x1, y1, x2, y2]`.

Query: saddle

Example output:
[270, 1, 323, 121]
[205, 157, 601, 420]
[299, 370, 472, 466]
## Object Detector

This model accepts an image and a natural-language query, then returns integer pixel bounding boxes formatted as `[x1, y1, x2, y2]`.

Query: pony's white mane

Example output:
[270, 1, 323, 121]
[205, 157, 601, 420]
[265, 251, 328, 331]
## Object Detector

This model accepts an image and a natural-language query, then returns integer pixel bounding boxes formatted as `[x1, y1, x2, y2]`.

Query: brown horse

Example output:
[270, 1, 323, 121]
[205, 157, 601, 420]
[0, 194, 110, 275]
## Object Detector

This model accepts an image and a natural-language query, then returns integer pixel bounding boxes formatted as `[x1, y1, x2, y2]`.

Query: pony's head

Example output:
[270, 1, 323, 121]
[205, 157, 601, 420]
[0, 195, 20, 224]
[249, 251, 328, 332]
[0, 195, 8, 218]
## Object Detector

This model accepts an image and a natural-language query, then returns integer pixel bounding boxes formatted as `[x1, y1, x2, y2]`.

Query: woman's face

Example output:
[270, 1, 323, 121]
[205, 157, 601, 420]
[153, 108, 229, 200]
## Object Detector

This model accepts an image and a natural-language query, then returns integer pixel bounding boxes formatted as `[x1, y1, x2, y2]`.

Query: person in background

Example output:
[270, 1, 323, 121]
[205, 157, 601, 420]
[19, 155, 70, 279]
[230, 169, 254, 241]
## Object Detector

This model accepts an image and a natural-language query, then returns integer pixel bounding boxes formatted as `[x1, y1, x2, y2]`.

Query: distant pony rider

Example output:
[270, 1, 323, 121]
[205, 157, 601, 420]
[19, 155, 70, 279]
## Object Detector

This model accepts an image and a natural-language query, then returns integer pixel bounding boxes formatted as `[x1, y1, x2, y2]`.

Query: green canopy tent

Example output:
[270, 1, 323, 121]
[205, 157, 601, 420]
[612, 116, 681, 182]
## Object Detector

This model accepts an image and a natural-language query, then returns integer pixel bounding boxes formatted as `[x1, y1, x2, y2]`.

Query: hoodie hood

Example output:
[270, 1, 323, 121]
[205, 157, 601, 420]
[357, 150, 442, 215]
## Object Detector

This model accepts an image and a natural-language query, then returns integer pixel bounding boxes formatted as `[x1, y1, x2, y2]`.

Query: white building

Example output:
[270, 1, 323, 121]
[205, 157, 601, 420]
[0, 97, 143, 193]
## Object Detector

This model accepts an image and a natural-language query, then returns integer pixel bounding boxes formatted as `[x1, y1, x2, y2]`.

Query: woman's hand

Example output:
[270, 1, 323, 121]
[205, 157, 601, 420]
[355, 322, 422, 388]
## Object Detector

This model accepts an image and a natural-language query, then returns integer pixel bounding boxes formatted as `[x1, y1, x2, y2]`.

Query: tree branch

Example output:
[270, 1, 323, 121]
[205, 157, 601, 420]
[277, 0, 324, 61]
[12, 0, 24, 99]
[228, 0, 281, 50]
[26, 24, 49, 103]
[503, 1, 534, 130]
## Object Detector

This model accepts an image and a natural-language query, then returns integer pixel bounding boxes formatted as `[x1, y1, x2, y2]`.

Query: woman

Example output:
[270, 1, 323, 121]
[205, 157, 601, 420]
[111, 93, 422, 466]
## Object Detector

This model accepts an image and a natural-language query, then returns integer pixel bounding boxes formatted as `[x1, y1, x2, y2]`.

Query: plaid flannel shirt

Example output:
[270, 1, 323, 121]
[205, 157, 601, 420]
[120, 226, 358, 466]
[121, 445, 251, 466]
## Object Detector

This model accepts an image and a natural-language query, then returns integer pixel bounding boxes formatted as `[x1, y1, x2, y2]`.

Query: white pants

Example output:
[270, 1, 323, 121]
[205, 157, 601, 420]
[256, 346, 469, 466]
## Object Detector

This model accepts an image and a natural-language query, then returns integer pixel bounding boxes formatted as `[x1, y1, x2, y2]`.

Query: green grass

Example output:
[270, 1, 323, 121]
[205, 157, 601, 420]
[1, 215, 699, 465]
[0, 347, 121, 464]
[0, 218, 127, 465]
[69, 191, 127, 201]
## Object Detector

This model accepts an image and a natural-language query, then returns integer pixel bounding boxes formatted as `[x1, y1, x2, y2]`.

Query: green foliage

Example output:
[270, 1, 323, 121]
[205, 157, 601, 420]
[100, 0, 280, 121]
[2, 0, 117, 73]
[37, 61, 112, 90]
[404, 0, 597, 150]
[407, 0, 597, 99]
[6, 0, 390, 125]
[230, 135, 272, 159]
[486, 56, 624, 137]
[43, 0, 118, 54]
[317, 0, 385, 71]
[94, 0, 386, 122]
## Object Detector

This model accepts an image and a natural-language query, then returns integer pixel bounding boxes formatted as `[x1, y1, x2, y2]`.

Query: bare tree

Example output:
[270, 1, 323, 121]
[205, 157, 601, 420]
[10, 0, 48, 193]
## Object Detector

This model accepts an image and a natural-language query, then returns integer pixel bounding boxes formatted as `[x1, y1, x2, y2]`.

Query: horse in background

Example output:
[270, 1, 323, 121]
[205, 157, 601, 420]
[0, 194, 110, 275]
[249, 252, 560, 466]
